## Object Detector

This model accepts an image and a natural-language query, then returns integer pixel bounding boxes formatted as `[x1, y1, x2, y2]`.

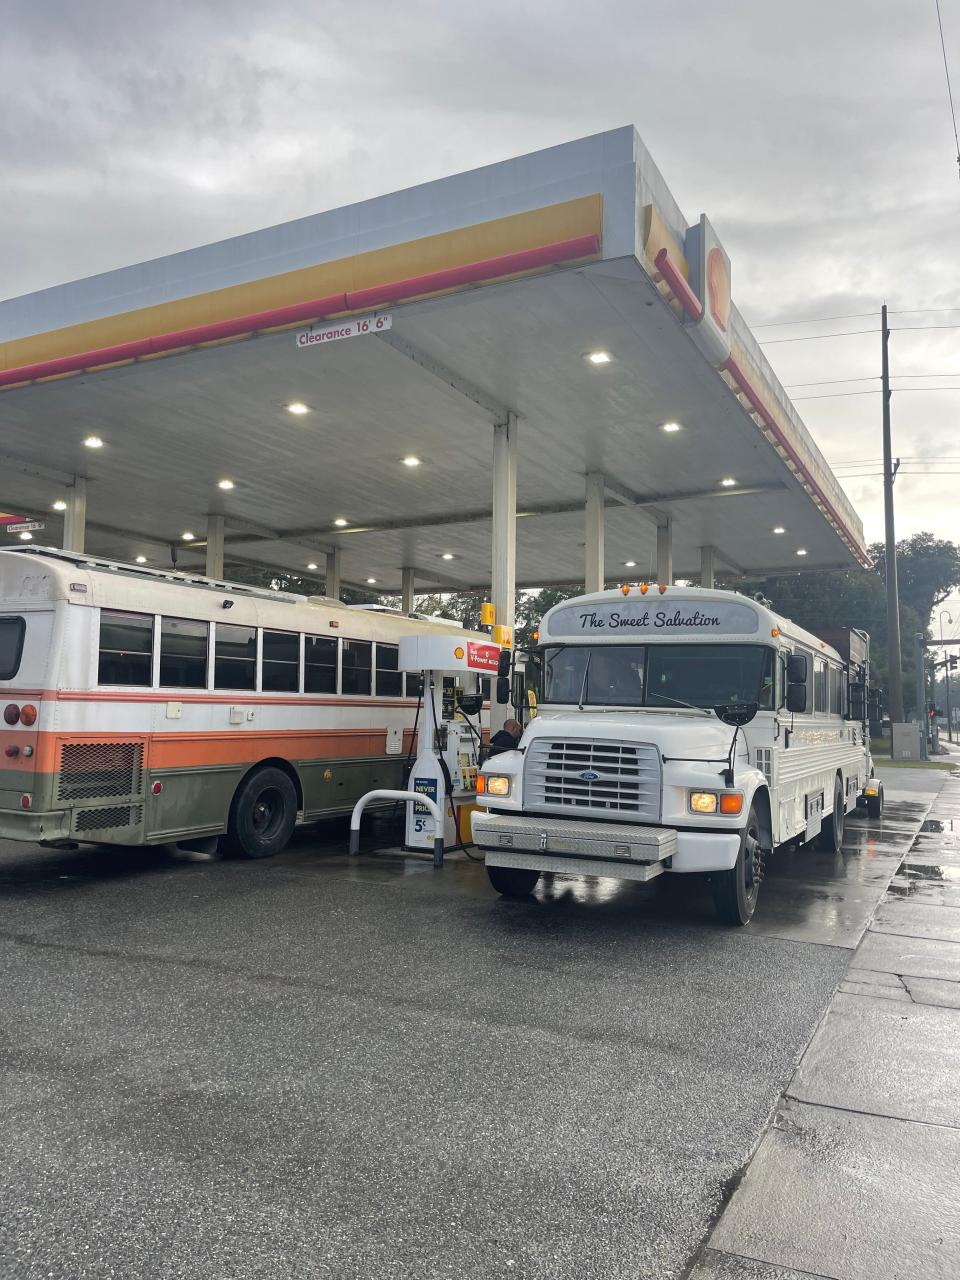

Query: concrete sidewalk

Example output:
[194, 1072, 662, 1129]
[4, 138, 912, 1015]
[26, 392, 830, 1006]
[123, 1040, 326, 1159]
[692, 772, 960, 1280]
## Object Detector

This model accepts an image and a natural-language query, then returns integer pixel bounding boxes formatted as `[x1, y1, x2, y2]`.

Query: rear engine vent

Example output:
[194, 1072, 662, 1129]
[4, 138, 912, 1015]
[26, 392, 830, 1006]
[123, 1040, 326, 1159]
[58, 741, 144, 802]
[75, 804, 143, 833]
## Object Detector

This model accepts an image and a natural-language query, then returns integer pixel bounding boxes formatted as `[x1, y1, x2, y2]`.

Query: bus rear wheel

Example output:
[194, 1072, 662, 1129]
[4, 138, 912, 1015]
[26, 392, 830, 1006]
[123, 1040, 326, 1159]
[712, 805, 763, 926]
[226, 766, 298, 859]
[815, 778, 845, 853]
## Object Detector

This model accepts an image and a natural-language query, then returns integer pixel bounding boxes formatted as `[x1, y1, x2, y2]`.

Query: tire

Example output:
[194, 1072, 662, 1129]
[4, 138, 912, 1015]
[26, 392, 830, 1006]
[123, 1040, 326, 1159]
[487, 865, 540, 898]
[866, 787, 884, 820]
[815, 778, 845, 853]
[713, 804, 763, 926]
[225, 766, 298, 859]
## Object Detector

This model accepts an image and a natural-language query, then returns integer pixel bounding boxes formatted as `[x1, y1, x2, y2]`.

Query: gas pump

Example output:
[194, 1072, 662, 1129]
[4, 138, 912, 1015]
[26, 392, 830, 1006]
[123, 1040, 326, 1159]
[397, 633, 501, 853]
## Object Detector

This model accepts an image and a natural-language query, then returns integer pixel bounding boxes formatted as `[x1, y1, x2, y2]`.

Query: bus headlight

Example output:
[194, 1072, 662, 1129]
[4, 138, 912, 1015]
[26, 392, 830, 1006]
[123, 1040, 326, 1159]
[689, 790, 744, 815]
[689, 791, 718, 813]
[483, 775, 512, 798]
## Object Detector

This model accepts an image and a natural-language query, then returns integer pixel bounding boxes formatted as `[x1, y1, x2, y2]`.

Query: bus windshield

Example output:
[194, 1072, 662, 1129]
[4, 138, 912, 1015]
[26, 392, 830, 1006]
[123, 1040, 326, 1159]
[539, 643, 775, 709]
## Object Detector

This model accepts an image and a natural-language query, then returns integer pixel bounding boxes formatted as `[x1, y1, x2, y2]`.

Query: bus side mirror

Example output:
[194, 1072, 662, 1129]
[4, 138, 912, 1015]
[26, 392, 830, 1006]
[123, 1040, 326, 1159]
[786, 653, 808, 684]
[868, 688, 883, 722]
[496, 677, 511, 704]
[786, 683, 807, 714]
[497, 650, 512, 677]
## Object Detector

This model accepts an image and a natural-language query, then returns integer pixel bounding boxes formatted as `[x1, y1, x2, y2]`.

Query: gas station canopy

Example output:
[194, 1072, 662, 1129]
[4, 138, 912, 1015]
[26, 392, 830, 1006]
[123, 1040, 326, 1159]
[0, 126, 868, 596]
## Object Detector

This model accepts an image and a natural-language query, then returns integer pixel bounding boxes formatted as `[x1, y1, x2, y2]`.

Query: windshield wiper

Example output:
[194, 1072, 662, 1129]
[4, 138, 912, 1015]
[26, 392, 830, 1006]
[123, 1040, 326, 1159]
[647, 692, 713, 717]
[577, 650, 593, 711]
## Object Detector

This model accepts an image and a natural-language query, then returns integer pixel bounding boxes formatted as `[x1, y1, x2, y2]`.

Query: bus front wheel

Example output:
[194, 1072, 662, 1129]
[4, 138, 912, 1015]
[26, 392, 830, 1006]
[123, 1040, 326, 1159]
[712, 805, 763, 926]
[487, 865, 540, 898]
[226, 766, 298, 859]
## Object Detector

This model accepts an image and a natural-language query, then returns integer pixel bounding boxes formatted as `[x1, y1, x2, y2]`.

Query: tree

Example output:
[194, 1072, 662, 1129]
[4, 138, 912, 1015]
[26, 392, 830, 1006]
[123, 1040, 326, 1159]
[870, 533, 960, 630]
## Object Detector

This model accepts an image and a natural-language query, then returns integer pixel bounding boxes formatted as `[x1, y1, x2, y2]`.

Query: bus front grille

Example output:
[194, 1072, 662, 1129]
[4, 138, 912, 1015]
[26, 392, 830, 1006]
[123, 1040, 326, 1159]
[58, 741, 145, 802]
[523, 737, 661, 822]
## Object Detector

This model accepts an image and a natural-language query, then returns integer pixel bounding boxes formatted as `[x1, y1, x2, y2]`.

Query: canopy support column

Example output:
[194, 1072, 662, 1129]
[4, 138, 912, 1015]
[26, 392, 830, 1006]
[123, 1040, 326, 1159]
[491, 414, 517, 735]
[62, 476, 86, 553]
[325, 548, 342, 601]
[401, 566, 415, 614]
[699, 544, 715, 589]
[205, 514, 225, 579]
[584, 472, 605, 593]
[656, 519, 673, 585]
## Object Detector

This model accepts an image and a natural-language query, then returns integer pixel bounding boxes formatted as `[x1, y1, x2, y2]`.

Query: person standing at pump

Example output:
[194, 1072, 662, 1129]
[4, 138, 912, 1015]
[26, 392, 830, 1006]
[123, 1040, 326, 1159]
[486, 719, 522, 757]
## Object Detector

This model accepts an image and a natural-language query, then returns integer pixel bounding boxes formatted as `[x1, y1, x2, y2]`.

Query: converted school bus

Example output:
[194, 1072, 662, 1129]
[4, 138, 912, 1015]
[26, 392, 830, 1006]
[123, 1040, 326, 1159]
[0, 547, 484, 857]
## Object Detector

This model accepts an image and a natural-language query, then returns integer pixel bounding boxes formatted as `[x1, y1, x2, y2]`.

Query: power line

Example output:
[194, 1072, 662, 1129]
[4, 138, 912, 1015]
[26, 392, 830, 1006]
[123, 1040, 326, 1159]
[792, 387, 960, 400]
[759, 324, 960, 344]
[751, 305, 960, 329]
[785, 372, 960, 387]
[935, 0, 960, 180]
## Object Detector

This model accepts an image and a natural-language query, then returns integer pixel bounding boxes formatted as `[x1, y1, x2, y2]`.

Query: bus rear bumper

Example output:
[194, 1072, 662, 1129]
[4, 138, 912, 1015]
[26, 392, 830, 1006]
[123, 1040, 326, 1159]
[0, 807, 71, 843]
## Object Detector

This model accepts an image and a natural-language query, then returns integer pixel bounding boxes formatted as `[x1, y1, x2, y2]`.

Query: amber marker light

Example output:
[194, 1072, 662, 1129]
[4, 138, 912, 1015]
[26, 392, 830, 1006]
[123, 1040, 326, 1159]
[621, 585, 630, 596]
[19, 705, 37, 726]
[719, 793, 744, 816]
[640, 583, 649, 595]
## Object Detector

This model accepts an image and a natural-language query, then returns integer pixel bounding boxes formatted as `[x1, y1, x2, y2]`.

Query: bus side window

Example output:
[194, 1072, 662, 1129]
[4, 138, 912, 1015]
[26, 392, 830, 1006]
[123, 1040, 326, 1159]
[159, 617, 208, 689]
[215, 623, 257, 691]
[829, 664, 843, 716]
[305, 635, 337, 693]
[814, 658, 828, 714]
[98, 610, 153, 686]
[758, 648, 775, 710]
[341, 639, 372, 696]
[374, 642, 402, 697]
[262, 629, 299, 692]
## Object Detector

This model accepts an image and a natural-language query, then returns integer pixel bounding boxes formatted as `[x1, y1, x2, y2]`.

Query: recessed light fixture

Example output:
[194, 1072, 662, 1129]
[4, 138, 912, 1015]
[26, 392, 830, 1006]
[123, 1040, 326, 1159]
[286, 402, 309, 416]
[366, 577, 378, 584]
[307, 562, 318, 571]
[135, 555, 147, 564]
[623, 560, 637, 568]
[83, 435, 103, 449]
[720, 477, 737, 487]
[333, 517, 348, 527]
[441, 552, 455, 561]
[182, 531, 195, 542]
[52, 500, 68, 511]
[796, 548, 808, 557]
[217, 479, 235, 490]
[19, 531, 32, 541]
[661, 421, 682, 433]
[772, 526, 786, 534]
[401, 456, 421, 468]
[586, 350, 612, 365]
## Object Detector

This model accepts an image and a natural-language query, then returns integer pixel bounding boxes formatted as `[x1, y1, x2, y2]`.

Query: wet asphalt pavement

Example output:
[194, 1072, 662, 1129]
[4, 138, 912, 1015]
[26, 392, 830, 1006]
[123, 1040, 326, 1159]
[0, 776, 947, 1280]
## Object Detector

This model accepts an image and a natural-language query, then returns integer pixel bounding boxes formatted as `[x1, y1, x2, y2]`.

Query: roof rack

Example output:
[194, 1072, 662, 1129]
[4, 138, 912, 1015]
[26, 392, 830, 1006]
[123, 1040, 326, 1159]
[1, 545, 308, 606]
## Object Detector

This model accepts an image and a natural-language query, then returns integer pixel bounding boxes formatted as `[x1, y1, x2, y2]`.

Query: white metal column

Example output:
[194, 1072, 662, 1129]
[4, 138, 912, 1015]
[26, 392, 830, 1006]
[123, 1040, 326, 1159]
[62, 476, 86, 553]
[401, 566, 415, 614]
[584, 471, 605, 593]
[325, 547, 342, 600]
[699, 545, 716, 589]
[205, 514, 225, 579]
[491, 414, 517, 735]
[656, 519, 673, 585]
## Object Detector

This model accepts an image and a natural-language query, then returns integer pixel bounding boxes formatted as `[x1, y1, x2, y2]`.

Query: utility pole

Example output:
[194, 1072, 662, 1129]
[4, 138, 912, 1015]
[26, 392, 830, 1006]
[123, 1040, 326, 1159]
[881, 304, 905, 722]
[940, 610, 954, 744]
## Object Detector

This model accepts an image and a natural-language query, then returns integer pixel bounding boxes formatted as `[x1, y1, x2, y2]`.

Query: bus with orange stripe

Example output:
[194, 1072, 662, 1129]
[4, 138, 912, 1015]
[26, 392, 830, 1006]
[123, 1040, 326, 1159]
[0, 547, 486, 858]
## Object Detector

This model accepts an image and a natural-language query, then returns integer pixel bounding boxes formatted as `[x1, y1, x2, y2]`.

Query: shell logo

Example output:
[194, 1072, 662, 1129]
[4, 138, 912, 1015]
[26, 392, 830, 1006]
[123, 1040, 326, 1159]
[454, 646, 465, 660]
[707, 247, 731, 333]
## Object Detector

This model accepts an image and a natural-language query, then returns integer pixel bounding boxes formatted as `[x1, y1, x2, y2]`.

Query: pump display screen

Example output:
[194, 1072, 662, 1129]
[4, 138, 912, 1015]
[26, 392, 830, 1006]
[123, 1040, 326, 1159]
[539, 643, 774, 709]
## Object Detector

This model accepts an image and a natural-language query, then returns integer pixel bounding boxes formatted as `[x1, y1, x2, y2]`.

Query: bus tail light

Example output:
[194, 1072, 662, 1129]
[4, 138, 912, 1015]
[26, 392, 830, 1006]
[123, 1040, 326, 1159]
[20, 795, 31, 809]
[19, 704, 37, 726]
[3, 704, 19, 725]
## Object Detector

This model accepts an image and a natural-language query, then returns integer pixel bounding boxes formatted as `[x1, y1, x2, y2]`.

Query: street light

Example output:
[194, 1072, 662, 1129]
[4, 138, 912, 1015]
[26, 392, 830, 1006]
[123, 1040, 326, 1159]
[940, 610, 954, 744]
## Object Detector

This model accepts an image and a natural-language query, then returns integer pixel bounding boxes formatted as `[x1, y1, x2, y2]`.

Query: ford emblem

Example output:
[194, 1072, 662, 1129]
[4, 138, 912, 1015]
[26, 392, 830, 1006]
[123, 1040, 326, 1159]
[579, 769, 600, 782]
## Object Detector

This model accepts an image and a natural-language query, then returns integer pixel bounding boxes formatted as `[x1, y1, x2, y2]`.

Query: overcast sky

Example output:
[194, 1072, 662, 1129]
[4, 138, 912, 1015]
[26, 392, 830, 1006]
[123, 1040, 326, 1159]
[2, 0, 958, 620]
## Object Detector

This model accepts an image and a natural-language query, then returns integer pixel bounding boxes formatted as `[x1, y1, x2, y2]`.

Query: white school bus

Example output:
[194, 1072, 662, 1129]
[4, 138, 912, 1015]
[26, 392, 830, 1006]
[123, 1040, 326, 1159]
[473, 585, 882, 925]
[0, 547, 485, 857]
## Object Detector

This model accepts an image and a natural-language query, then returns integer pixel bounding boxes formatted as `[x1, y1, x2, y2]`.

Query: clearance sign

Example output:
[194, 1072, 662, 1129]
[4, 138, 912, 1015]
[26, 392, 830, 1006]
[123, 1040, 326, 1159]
[296, 312, 392, 349]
